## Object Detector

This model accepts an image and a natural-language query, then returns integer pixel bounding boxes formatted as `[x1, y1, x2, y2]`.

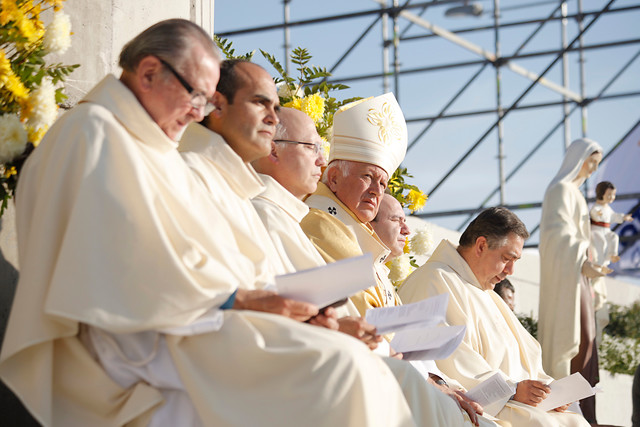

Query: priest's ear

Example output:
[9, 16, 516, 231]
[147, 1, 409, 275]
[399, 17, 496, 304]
[126, 56, 163, 93]
[474, 236, 489, 256]
[267, 141, 280, 164]
[209, 92, 227, 118]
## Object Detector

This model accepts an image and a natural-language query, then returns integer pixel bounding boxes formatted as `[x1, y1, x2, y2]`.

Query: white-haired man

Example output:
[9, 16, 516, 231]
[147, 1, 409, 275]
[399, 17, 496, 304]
[301, 94, 406, 316]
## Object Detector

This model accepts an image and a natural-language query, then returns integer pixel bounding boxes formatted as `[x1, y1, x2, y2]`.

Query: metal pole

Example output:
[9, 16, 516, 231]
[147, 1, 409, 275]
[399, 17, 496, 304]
[393, 0, 400, 98]
[561, 0, 571, 149]
[494, 0, 506, 205]
[382, 0, 391, 93]
[283, 0, 292, 75]
[578, 0, 588, 137]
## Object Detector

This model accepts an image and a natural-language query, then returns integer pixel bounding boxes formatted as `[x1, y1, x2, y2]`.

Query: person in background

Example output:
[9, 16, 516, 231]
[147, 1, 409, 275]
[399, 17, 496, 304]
[494, 278, 515, 311]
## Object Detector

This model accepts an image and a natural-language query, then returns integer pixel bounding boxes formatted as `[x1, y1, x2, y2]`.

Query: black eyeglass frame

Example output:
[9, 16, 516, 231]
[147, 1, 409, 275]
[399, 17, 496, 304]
[274, 139, 322, 154]
[158, 58, 216, 115]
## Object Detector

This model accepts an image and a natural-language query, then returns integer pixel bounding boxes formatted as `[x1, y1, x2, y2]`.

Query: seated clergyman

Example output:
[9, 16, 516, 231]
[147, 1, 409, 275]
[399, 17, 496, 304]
[301, 94, 406, 317]
[399, 207, 590, 427]
[252, 106, 500, 427]
[0, 21, 422, 427]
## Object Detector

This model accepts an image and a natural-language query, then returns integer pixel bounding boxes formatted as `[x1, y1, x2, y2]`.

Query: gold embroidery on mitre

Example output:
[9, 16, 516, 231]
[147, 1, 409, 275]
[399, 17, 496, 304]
[366, 102, 402, 145]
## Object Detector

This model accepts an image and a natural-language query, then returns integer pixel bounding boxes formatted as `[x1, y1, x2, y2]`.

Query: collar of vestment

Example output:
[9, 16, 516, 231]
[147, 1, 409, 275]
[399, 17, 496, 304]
[80, 75, 177, 153]
[306, 182, 391, 265]
[429, 240, 484, 291]
[180, 123, 265, 199]
[256, 174, 309, 222]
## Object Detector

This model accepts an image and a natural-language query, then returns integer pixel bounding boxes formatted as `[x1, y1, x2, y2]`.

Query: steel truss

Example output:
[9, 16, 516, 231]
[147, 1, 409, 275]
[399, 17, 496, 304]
[217, 1, 640, 243]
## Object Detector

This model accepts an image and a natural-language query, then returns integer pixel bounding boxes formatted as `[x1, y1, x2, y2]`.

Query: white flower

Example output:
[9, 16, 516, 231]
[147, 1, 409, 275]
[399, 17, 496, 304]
[43, 11, 72, 55]
[410, 227, 434, 256]
[27, 78, 58, 131]
[0, 114, 28, 163]
[387, 254, 413, 284]
[276, 82, 304, 99]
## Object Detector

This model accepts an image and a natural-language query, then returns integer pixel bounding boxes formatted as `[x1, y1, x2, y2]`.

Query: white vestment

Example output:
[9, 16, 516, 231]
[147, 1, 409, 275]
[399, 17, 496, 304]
[0, 75, 417, 427]
[399, 240, 589, 427]
[252, 175, 499, 427]
[180, 122, 285, 283]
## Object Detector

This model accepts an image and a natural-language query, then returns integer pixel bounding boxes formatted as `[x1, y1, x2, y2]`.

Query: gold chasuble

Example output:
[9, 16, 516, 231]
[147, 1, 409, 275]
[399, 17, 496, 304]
[302, 182, 402, 317]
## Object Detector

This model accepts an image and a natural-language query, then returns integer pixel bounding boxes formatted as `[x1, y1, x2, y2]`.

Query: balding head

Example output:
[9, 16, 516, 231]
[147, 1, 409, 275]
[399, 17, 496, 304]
[372, 194, 410, 258]
[252, 107, 326, 199]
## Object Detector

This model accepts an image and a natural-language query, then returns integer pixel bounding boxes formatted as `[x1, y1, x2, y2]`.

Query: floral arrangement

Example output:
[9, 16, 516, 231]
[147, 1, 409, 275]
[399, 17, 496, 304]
[387, 226, 434, 289]
[388, 166, 428, 214]
[385, 168, 430, 289]
[0, 0, 79, 215]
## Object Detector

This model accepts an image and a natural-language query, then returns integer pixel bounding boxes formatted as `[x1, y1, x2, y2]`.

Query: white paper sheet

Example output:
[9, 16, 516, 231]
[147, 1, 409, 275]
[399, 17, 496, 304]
[275, 253, 375, 307]
[365, 293, 449, 334]
[391, 324, 466, 361]
[465, 372, 515, 410]
[537, 373, 596, 412]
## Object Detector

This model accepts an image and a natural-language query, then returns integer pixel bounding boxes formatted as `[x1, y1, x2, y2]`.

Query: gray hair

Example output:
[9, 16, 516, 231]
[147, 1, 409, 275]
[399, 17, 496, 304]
[321, 159, 354, 185]
[274, 122, 288, 140]
[119, 19, 220, 74]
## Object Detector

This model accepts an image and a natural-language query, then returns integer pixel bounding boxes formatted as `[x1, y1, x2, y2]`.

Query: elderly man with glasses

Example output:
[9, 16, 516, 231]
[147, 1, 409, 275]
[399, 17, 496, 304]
[0, 22, 420, 427]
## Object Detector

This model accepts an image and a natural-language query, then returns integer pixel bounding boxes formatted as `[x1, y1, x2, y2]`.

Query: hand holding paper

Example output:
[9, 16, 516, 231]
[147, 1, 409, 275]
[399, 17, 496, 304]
[536, 373, 597, 412]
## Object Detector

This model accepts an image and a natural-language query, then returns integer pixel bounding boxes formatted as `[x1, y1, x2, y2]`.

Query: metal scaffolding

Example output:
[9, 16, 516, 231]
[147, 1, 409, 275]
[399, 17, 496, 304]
[217, 0, 640, 242]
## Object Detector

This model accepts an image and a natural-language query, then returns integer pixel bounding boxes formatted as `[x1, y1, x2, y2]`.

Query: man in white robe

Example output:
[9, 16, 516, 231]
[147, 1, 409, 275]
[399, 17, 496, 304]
[252, 106, 502, 427]
[0, 22, 416, 427]
[399, 207, 590, 427]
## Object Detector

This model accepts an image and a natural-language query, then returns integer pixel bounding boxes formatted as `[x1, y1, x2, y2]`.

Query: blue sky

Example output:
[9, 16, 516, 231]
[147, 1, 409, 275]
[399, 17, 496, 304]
[214, 1, 640, 253]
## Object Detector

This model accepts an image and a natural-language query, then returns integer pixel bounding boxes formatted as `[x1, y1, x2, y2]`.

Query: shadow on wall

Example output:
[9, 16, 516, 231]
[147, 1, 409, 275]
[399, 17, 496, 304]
[0, 219, 39, 426]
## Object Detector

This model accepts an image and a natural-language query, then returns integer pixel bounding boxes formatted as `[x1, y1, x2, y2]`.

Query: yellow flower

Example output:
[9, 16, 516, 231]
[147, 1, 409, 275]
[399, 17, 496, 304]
[14, 4, 43, 44]
[406, 189, 427, 213]
[0, 49, 29, 102]
[27, 124, 48, 146]
[0, 0, 18, 26]
[283, 97, 302, 110]
[4, 166, 17, 178]
[403, 238, 411, 254]
[44, 0, 66, 12]
[301, 93, 325, 123]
